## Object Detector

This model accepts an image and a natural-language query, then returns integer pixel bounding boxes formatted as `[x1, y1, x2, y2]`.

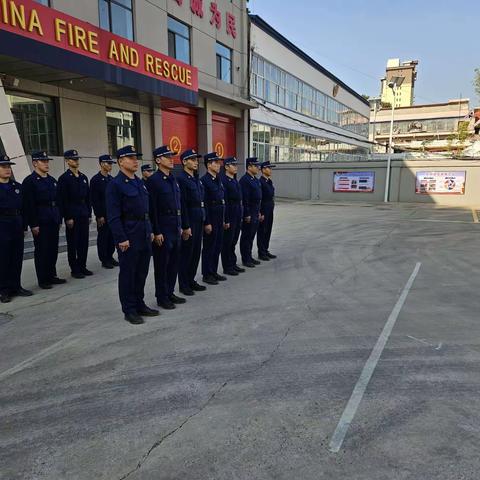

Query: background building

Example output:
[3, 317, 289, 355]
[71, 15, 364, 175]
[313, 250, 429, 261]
[380, 58, 418, 108]
[0, 0, 254, 180]
[370, 98, 472, 154]
[249, 15, 371, 164]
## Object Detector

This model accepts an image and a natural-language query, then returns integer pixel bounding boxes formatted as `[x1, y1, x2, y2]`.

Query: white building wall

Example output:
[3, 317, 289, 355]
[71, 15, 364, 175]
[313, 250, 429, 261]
[250, 24, 370, 120]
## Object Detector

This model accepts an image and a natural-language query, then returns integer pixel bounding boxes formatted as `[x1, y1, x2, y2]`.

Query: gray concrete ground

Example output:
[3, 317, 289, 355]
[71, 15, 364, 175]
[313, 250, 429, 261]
[2, 201, 480, 480]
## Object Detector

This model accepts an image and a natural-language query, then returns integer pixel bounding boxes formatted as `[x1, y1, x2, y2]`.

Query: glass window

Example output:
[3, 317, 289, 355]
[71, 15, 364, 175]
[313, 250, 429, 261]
[34, 0, 50, 5]
[250, 53, 370, 138]
[106, 109, 139, 155]
[7, 92, 59, 155]
[216, 42, 232, 84]
[98, 0, 133, 41]
[168, 17, 190, 64]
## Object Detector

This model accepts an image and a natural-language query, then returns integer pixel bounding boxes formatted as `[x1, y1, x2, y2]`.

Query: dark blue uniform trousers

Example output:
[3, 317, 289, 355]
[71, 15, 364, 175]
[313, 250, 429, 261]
[153, 232, 180, 302]
[202, 215, 224, 277]
[33, 223, 59, 284]
[97, 223, 115, 264]
[0, 219, 23, 294]
[118, 243, 152, 315]
[257, 206, 274, 256]
[240, 218, 259, 263]
[221, 210, 241, 272]
[179, 216, 203, 290]
[66, 216, 90, 274]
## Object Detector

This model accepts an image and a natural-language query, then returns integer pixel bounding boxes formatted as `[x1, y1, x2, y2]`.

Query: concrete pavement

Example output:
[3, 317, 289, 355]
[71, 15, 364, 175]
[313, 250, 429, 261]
[2, 201, 480, 479]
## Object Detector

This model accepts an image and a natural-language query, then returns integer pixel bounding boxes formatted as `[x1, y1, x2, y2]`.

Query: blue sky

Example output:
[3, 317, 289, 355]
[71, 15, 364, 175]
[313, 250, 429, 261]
[248, 0, 479, 105]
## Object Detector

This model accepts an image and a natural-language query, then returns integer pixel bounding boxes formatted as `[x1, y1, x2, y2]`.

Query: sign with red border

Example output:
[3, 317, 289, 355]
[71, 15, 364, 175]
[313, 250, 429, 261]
[0, 0, 198, 101]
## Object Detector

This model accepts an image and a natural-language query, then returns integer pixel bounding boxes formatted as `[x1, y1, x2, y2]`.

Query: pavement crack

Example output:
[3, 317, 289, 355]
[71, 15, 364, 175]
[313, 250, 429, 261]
[117, 324, 293, 480]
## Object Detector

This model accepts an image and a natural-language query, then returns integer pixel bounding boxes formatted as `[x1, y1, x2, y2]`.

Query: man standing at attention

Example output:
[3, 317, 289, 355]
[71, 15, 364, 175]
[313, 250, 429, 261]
[57, 149, 93, 279]
[201, 152, 226, 285]
[257, 161, 277, 261]
[239, 157, 262, 268]
[147, 146, 185, 310]
[0, 155, 33, 303]
[22, 151, 66, 289]
[90, 154, 118, 269]
[177, 149, 206, 297]
[106, 145, 159, 325]
[221, 157, 245, 276]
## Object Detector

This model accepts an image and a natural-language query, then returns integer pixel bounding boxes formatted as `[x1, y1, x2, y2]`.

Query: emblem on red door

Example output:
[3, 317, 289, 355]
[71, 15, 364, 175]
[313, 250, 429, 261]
[214, 142, 225, 158]
[169, 136, 182, 155]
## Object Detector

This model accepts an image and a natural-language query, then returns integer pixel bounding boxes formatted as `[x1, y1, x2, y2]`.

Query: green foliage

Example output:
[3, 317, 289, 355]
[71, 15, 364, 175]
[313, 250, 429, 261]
[457, 121, 469, 143]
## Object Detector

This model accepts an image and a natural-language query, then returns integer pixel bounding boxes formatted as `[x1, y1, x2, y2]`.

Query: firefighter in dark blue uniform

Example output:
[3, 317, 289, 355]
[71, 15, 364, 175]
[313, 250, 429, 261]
[239, 157, 263, 268]
[0, 155, 33, 303]
[141, 164, 154, 184]
[257, 161, 277, 261]
[221, 157, 245, 276]
[22, 151, 65, 289]
[147, 146, 185, 310]
[177, 149, 207, 296]
[106, 145, 159, 325]
[201, 152, 226, 285]
[57, 150, 92, 279]
[90, 154, 118, 269]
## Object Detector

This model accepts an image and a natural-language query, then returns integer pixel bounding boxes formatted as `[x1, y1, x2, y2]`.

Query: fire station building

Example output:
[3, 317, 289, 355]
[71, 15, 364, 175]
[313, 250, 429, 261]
[0, 0, 254, 179]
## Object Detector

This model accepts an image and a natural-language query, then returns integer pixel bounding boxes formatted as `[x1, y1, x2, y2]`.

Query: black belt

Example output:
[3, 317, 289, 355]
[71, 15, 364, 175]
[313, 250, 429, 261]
[227, 200, 242, 206]
[38, 201, 57, 207]
[206, 200, 225, 206]
[159, 209, 181, 216]
[122, 213, 149, 221]
[187, 201, 204, 208]
[0, 208, 21, 216]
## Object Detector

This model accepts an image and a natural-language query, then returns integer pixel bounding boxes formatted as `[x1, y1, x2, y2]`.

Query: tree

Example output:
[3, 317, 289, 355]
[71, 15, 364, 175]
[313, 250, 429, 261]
[475, 68, 480, 100]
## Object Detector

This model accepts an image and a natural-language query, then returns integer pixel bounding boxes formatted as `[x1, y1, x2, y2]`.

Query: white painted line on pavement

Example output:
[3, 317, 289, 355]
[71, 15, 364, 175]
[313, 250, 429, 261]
[407, 335, 442, 350]
[472, 209, 479, 224]
[406, 219, 475, 225]
[328, 262, 422, 454]
[0, 333, 79, 382]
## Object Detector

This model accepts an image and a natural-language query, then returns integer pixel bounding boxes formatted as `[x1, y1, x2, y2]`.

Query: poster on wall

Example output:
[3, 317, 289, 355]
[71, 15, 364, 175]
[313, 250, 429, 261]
[333, 171, 375, 193]
[415, 171, 466, 195]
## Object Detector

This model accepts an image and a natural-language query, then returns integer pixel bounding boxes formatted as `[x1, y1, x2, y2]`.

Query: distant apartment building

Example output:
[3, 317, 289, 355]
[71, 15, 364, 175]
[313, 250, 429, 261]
[370, 98, 471, 153]
[380, 58, 418, 108]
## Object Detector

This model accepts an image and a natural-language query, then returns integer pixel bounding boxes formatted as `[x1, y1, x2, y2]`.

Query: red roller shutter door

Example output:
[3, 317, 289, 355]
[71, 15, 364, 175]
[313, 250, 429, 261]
[162, 107, 198, 164]
[212, 113, 236, 158]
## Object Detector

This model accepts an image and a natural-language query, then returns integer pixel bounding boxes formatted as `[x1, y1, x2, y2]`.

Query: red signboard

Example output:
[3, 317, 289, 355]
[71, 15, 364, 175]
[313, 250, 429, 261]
[162, 107, 198, 164]
[0, 0, 198, 94]
[212, 113, 236, 158]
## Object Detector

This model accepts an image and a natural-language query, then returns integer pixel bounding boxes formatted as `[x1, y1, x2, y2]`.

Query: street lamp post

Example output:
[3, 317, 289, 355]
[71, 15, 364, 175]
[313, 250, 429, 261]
[384, 76, 404, 203]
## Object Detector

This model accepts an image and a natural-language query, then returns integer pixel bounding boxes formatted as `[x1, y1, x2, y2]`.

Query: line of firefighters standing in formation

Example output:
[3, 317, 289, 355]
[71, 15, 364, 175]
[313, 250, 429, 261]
[0, 145, 276, 325]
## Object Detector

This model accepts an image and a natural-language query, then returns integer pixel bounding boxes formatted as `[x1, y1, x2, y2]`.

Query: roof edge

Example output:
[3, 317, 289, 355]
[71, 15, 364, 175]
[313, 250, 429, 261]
[249, 14, 370, 107]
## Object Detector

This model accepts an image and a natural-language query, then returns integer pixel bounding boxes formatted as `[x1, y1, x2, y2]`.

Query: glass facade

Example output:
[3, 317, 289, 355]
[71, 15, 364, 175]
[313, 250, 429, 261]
[252, 122, 369, 163]
[372, 118, 460, 136]
[7, 92, 59, 155]
[106, 109, 138, 155]
[216, 42, 232, 83]
[168, 17, 190, 64]
[251, 54, 369, 138]
[99, 0, 134, 41]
